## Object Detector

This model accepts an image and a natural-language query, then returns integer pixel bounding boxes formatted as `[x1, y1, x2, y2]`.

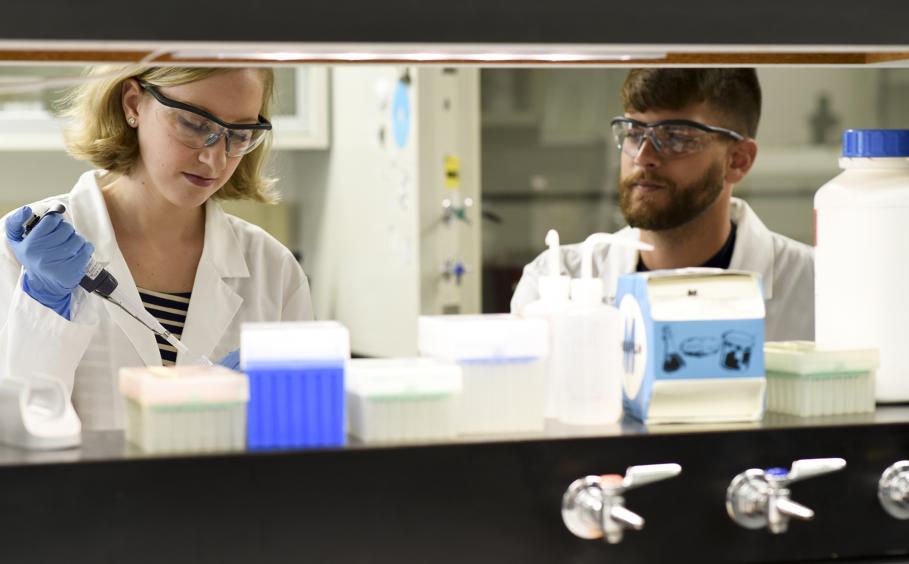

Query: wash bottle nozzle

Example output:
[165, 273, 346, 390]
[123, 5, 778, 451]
[571, 233, 655, 305]
[546, 229, 561, 278]
[537, 229, 571, 304]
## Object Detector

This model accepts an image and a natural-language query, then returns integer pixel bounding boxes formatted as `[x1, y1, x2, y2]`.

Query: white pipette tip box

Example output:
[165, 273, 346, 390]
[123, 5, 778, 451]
[347, 358, 462, 444]
[418, 314, 548, 435]
[119, 365, 249, 453]
[765, 341, 878, 417]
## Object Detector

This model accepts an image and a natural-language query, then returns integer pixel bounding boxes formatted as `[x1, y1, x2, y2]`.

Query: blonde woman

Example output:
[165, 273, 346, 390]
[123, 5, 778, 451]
[0, 67, 313, 430]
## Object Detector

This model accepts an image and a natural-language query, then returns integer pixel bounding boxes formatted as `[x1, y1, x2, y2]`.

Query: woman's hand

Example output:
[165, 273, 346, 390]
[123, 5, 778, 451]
[5, 206, 94, 319]
[217, 349, 241, 371]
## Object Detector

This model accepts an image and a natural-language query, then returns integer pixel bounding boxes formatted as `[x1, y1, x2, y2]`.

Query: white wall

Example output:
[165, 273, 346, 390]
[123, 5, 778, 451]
[743, 68, 891, 244]
[756, 68, 882, 145]
[0, 152, 92, 208]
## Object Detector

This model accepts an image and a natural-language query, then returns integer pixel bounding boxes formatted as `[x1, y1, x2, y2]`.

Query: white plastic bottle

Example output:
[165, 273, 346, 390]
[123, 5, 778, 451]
[815, 129, 909, 402]
[520, 229, 572, 419]
[551, 232, 652, 425]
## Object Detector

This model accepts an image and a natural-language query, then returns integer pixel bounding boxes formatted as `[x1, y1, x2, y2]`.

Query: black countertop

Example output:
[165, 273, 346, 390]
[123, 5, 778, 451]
[1, 408, 908, 564]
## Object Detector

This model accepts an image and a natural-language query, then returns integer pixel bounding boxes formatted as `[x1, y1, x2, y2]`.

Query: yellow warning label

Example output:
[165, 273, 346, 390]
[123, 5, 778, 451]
[444, 155, 460, 189]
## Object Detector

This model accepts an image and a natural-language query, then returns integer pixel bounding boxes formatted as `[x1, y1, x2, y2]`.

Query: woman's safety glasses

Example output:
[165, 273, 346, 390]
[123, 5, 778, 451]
[139, 81, 272, 158]
[610, 117, 744, 159]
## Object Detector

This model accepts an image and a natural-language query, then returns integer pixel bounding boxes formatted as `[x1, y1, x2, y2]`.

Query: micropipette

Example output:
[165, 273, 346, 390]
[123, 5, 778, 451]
[22, 202, 213, 366]
[101, 286, 213, 366]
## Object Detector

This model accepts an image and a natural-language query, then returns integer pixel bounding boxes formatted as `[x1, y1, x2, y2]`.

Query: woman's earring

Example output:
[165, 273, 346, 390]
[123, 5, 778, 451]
[128, 117, 137, 127]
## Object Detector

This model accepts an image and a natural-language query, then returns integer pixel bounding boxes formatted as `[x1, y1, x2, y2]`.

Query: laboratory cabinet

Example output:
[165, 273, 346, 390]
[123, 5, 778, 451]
[1, 409, 908, 563]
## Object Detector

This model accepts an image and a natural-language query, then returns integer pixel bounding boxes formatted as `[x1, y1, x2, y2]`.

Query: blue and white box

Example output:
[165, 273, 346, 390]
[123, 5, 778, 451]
[615, 269, 766, 423]
[241, 321, 349, 449]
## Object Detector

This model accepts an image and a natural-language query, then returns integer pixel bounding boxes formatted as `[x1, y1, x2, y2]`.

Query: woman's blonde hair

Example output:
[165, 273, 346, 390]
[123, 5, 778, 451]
[61, 65, 277, 202]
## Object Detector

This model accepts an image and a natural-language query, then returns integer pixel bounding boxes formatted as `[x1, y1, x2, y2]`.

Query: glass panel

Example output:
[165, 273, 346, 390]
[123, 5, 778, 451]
[479, 67, 909, 313]
[272, 67, 297, 116]
[0, 65, 83, 117]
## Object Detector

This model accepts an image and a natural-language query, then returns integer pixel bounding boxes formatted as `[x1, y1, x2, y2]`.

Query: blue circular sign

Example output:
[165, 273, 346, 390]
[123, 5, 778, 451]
[392, 80, 411, 149]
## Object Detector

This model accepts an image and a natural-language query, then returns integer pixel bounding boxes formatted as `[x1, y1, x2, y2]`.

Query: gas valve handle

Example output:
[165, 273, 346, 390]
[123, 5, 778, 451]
[879, 460, 909, 520]
[788, 457, 848, 483]
[622, 463, 683, 490]
[726, 457, 846, 534]
[439, 259, 470, 285]
[562, 463, 681, 545]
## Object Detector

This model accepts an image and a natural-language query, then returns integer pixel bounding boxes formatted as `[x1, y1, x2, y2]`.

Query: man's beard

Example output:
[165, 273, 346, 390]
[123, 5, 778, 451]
[619, 161, 725, 231]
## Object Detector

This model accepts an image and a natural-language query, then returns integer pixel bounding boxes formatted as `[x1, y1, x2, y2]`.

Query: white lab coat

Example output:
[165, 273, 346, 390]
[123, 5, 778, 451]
[510, 198, 814, 342]
[0, 170, 314, 430]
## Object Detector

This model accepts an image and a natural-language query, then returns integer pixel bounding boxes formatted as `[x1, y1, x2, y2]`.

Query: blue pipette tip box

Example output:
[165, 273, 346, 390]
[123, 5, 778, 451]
[241, 322, 350, 450]
[245, 360, 346, 449]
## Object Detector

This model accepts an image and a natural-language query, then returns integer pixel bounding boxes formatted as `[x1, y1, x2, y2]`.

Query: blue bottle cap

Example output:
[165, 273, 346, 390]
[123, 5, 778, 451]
[842, 129, 909, 157]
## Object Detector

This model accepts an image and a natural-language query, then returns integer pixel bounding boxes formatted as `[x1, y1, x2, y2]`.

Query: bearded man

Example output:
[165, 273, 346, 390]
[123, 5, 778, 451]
[510, 68, 814, 341]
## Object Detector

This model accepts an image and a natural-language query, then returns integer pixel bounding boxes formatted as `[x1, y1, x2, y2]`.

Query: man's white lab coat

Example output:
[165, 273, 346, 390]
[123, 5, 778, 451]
[0, 170, 313, 430]
[510, 198, 814, 342]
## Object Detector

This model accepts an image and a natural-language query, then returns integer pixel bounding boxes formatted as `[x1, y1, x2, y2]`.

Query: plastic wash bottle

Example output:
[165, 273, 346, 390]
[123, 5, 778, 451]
[520, 229, 572, 418]
[523, 231, 653, 425]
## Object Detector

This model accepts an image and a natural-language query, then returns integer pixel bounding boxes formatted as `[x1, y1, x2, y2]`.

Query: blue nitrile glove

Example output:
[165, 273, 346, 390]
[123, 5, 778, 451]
[5, 206, 94, 320]
[217, 349, 241, 371]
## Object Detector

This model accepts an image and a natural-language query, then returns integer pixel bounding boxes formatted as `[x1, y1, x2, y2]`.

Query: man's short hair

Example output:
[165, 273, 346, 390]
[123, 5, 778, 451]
[620, 69, 762, 138]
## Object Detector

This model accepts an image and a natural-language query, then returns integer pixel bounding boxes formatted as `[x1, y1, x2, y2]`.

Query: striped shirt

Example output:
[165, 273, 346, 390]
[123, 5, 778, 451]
[137, 287, 191, 366]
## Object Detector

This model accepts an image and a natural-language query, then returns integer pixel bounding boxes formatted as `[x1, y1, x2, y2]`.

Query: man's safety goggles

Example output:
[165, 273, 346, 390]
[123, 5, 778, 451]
[139, 81, 272, 158]
[610, 117, 745, 159]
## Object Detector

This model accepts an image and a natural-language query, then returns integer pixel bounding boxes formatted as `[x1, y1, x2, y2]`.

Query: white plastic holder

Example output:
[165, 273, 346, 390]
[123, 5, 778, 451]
[0, 375, 81, 450]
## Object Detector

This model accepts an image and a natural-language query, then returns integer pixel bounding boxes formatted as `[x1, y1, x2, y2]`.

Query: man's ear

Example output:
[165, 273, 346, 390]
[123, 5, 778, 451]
[725, 139, 758, 184]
